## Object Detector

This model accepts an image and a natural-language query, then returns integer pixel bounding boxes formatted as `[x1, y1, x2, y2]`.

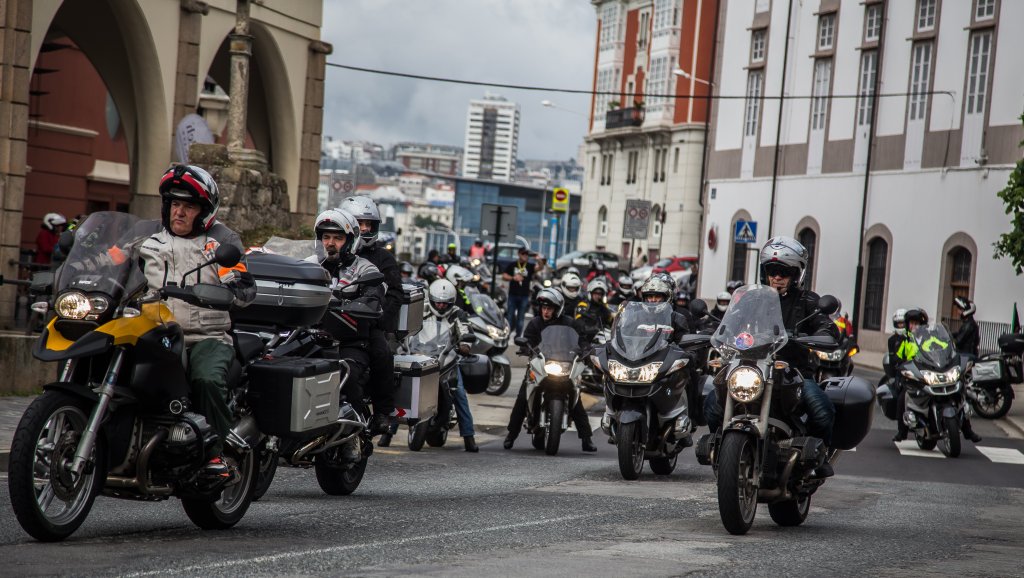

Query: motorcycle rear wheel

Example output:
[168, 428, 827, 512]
[182, 446, 256, 529]
[938, 416, 962, 458]
[8, 391, 105, 542]
[768, 494, 811, 527]
[407, 421, 428, 452]
[425, 425, 449, 447]
[717, 432, 758, 535]
[617, 422, 645, 480]
[314, 451, 367, 496]
[648, 451, 677, 476]
[544, 398, 565, 456]
[531, 429, 546, 450]
[251, 439, 278, 502]
[485, 364, 512, 396]
[915, 434, 937, 451]
[971, 385, 1013, 419]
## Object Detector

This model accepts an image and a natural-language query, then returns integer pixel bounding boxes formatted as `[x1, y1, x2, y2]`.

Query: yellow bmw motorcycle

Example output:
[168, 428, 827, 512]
[6, 212, 263, 541]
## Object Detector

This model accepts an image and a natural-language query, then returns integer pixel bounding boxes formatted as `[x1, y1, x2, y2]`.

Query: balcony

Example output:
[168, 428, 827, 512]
[605, 107, 645, 129]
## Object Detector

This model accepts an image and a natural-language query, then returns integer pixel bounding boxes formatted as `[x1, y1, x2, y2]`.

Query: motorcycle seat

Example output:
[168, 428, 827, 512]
[234, 331, 266, 363]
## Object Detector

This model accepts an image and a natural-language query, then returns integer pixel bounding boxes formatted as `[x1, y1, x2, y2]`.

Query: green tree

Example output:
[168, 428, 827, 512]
[994, 113, 1024, 273]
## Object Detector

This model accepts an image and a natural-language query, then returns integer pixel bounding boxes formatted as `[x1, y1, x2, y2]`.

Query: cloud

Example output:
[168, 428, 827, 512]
[321, 0, 596, 160]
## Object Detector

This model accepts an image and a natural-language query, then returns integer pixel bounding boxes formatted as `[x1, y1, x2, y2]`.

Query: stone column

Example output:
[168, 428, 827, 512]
[0, 0, 32, 324]
[225, 0, 251, 152]
[295, 39, 332, 226]
[172, 0, 209, 134]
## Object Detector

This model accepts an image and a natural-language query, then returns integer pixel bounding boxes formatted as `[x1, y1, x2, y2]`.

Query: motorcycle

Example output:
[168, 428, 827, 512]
[580, 328, 610, 395]
[880, 323, 972, 457]
[694, 285, 874, 535]
[513, 326, 585, 456]
[463, 286, 512, 396]
[811, 334, 859, 382]
[594, 302, 693, 479]
[468, 257, 507, 309]
[962, 332, 1022, 419]
[7, 212, 263, 541]
[402, 316, 490, 450]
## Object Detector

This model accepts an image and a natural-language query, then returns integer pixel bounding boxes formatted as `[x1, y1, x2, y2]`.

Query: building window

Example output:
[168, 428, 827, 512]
[595, 67, 615, 114]
[863, 237, 888, 331]
[673, 147, 680, 173]
[948, 246, 972, 315]
[917, 0, 936, 32]
[817, 13, 836, 51]
[646, 56, 669, 109]
[744, 70, 763, 137]
[652, 205, 662, 238]
[865, 4, 882, 42]
[909, 42, 933, 121]
[730, 237, 748, 285]
[626, 151, 639, 184]
[590, 155, 596, 179]
[599, 3, 620, 50]
[652, 149, 662, 182]
[857, 51, 878, 126]
[653, 0, 674, 35]
[638, 11, 649, 49]
[659, 147, 667, 182]
[966, 31, 992, 115]
[798, 227, 817, 291]
[976, 0, 995, 20]
[751, 29, 766, 63]
[811, 59, 832, 131]
[598, 205, 608, 237]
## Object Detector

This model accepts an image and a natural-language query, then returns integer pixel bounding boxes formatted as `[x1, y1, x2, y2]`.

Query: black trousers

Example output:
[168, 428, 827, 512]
[367, 329, 396, 415]
[506, 380, 593, 439]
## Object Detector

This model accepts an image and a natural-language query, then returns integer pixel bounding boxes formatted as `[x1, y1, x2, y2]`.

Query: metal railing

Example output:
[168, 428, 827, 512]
[942, 317, 1011, 355]
[605, 107, 645, 129]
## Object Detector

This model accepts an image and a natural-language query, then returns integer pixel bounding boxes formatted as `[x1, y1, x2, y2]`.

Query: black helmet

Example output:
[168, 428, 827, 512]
[953, 296, 976, 318]
[420, 263, 440, 284]
[674, 290, 690, 305]
[159, 164, 220, 236]
[905, 308, 929, 327]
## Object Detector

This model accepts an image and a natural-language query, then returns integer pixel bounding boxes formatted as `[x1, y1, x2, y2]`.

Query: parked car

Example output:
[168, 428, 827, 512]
[652, 255, 698, 275]
[555, 250, 620, 275]
[488, 242, 532, 274]
[630, 264, 655, 284]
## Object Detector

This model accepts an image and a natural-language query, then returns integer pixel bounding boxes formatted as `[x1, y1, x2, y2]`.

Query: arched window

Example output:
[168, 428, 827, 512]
[651, 205, 662, 237]
[598, 205, 608, 236]
[948, 246, 972, 317]
[798, 227, 817, 291]
[863, 237, 888, 330]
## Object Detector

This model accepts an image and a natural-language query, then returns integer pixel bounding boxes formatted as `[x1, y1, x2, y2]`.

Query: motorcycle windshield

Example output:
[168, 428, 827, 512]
[406, 317, 452, 357]
[56, 211, 149, 301]
[466, 287, 505, 328]
[262, 236, 318, 261]
[910, 323, 957, 369]
[710, 284, 788, 360]
[539, 325, 581, 363]
[610, 301, 674, 362]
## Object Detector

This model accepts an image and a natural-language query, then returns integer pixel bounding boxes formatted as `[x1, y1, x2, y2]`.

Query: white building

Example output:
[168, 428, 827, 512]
[462, 93, 520, 182]
[700, 0, 1024, 352]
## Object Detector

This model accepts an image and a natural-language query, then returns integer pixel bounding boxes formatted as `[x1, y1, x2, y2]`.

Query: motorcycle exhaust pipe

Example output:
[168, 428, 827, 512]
[758, 451, 798, 502]
[226, 415, 262, 452]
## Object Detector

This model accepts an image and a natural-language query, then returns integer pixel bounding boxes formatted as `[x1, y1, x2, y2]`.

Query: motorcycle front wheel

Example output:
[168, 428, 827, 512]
[485, 364, 512, 396]
[768, 493, 811, 527]
[915, 433, 937, 451]
[544, 398, 564, 456]
[717, 432, 758, 535]
[8, 391, 105, 542]
[617, 422, 645, 480]
[182, 444, 256, 529]
[938, 416, 962, 458]
[971, 384, 1013, 419]
[648, 451, 677, 476]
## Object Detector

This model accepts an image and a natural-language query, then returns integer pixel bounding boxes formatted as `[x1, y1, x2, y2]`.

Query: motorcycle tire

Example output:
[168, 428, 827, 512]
[648, 452, 678, 476]
[182, 445, 256, 529]
[314, 453, 367, 496]
[251, 439, 279, 502]
[617, 422, 645, 479]
[717, 432, 758, 535]
[938, 416, 962, 458]
[531, 429, 546, 450]
[545, 398, 565, 456]
[915, 434, 937, 451]
[407, 421, 428, 452]
[425, 426, 449, 448]
[971, 385, 1013, 419]
[768, 494, 811, 527]
[8, 391, 106, 542]
[485, 364, 512, 396]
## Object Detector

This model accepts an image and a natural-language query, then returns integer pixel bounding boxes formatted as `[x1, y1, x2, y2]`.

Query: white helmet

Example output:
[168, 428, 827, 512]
[536, 287, 565, 318]
[427, 279, 458, 318]
[587, 278, 608, 297]
[715, 291, 732, 314]
[42, 212, 67, 232]
[892, 308, 908, 334]
[339, 195, 381, 247]
[314, 208, 361, 261]
[445, 264, 474, 287]
[759, 235, 808, 287]
[560, 273, 582, 300]
[640, 276, 672, 302]
[617, 275, 633, 291]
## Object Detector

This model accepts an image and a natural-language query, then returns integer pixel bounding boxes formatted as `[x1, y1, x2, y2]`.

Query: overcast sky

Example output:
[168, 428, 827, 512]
[321, 1, 596, 161]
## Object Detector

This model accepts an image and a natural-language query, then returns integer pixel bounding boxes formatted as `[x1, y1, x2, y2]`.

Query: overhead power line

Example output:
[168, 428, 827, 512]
[326, 61, 954, 101]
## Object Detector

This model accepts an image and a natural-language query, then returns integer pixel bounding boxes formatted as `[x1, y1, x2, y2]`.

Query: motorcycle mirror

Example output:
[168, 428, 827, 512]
[818, 295, 840, 316]
[460, 333, 479, 344]
[688, 298, 708, 318]
[514, 336, 529, 347]
[214, 244, 242, 268]
[30, 271, 55, 294]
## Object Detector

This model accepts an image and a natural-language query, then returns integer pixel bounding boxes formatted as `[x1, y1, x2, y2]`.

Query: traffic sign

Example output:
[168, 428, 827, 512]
[480, 203, 518, 245]
[622, 199, 651, 240]
[734, 220, 758, 244]
[342, 180, 354, 193]
[552, 187, 569, 213]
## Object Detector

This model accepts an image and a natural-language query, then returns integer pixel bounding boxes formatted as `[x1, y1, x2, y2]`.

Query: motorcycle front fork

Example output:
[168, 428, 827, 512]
[70, 347, 126, 479]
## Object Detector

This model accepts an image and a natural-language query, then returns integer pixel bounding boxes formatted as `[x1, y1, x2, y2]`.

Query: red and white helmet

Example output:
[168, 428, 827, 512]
[159, 164, 220, 236]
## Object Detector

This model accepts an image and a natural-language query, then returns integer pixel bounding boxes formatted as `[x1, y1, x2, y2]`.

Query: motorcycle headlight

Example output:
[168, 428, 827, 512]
[727, 367, 763, 403]
[55, 292, 92, 320]
[543, 279, 552, 287]
[487, 325, 502, 340]
[814, 349, 844, 362]
[921, 367, 961, 385]
[544, 361, 572, 376]
[607, 360, 663, 384]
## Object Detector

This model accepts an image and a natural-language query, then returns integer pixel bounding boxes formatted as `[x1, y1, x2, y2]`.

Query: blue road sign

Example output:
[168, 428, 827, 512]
[734, 220, 758, 244]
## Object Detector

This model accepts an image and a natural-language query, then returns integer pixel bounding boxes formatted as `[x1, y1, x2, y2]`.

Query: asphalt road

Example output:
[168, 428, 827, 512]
[1, 365, 1022, 576]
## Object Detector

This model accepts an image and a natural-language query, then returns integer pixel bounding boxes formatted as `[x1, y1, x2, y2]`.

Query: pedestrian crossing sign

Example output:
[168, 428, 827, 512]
[734, 220, 757, 244]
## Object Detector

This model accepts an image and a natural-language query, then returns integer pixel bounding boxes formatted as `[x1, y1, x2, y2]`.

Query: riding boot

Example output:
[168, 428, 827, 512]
[503, 433, 516, 450]
[892, 425, 908, 442]
[962, 420, 982, 443]
[464, 436, 479, 453]
[581, 436, 597, 452]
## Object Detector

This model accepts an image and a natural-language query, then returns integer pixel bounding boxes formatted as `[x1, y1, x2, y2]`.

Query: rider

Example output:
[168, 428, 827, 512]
[504, 288, 597, 452]
[339, 196, 400, 434]
[636, 276, 692, 339]
[425, 279, 481, 452]
[952, 296, 980, 357]
[609, 275, 634, 307]
[35, 212, 67, 266]
[502, 247, 534, 338]
[142, 165, 256, 478]
[704, 236, 838, 477]
[444, 264, 476, 315]
[574, 278, 614, 343]
[559, 271, 583, 304]
[469, 238, 487, 259]
[442, 242, 459, 264]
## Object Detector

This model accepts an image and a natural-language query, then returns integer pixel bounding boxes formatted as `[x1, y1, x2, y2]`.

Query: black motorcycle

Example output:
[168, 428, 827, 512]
[694, 285, 874, 535]
[463, 286, 512, 396]
[514, 326, 585, 455]
[595, 301, 693, 479]
[963, 332, 1021, 419]
[810, 333, 858, 382]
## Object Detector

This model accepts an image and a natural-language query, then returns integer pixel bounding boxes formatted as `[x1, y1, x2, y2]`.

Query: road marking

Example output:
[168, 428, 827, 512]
[976, 446, 1024, 465]
[121, 512, 601, 577]
[893, 440, 944, 458]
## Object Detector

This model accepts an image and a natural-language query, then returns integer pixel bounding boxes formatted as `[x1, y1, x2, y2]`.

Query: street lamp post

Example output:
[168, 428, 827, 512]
[672, 68, 715, 87]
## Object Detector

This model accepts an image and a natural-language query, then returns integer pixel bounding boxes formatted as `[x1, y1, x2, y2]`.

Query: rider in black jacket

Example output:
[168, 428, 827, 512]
[952, 297, 980, 357]
[704, 236, 838, 477]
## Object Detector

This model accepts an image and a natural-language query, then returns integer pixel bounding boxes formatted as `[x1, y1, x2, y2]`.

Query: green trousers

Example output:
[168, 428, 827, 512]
[188, 338, 235, 457]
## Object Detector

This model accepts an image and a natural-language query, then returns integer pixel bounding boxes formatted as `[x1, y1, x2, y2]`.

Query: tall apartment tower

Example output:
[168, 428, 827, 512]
[462, 93, 520, 182]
